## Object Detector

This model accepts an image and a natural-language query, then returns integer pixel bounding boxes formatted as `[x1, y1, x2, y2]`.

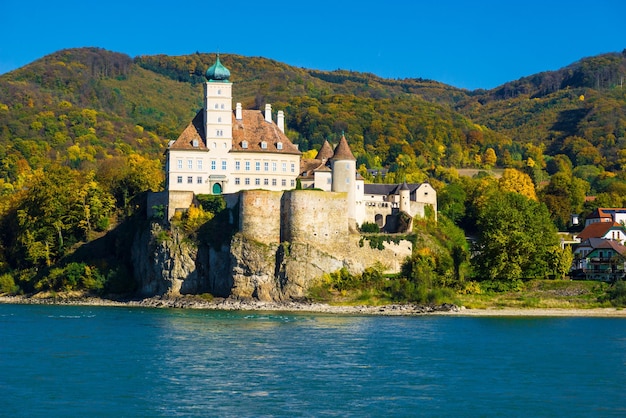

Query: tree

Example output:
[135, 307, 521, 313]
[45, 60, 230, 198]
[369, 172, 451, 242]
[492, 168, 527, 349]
[473, 192, 559, 281]
[498, 168, 537, 201]
[483, 147, 497, 168]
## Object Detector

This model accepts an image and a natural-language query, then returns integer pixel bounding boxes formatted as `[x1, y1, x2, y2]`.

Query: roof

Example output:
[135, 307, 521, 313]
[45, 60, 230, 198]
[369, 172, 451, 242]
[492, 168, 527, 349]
[588, 208, 626, 221]
[578, 237, 625, 251]
[300, 159, 324, 176]
[168, 111, 206, 150]
[168, 109, 301, 155]
[363, 183, 431, 199]
[315, 140, 334, 162]
[577, 222, 625, 240]
[331, 135, 356, 161]
[206, 55, 230, 82]
[587, 239, 626, 255]
[232, 110, 301, 155]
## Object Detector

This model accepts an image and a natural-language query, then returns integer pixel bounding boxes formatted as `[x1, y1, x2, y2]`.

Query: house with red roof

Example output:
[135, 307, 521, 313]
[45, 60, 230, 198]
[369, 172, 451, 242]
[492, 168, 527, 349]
[572, 221, 626, 281]
[575, 222, 626, 244]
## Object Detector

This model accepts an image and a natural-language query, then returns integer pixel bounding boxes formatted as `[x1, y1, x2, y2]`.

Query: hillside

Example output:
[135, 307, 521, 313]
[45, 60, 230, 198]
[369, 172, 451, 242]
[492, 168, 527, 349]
[455, 51, 626, 175]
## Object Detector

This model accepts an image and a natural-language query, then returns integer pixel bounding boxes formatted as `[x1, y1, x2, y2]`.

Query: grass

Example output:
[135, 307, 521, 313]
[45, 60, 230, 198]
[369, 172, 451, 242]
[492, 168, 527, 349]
[456, 279, 612, 309]
[310, 278, 617, 309]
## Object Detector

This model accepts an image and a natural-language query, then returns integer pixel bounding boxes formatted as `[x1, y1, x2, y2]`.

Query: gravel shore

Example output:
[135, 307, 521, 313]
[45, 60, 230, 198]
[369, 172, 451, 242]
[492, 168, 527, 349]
[1, 294, 625, 317]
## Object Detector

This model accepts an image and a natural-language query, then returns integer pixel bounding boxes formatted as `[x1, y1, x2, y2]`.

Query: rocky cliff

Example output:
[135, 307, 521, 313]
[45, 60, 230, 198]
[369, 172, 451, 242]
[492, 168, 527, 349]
[132, 222, 412, 302]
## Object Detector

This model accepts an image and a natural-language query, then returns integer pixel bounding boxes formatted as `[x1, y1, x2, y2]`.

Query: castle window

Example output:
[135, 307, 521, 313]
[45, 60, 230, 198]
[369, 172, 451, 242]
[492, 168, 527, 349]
[197, 160, 203, 170]
[235, 161, 241, 171]
[177, 176, 183, 184]
[245, 178, 250, 185]
[255, 178, 260, 186]
[282, 162, 287, 172]
[218, 117, 222, 123]
[235, 178, 240, 185]
[272, 162, 277, 172]
[192, 139, 199, 148]
[255, 162, 260, 171]
[327, 178, 331, 184]
[197, 176, 202, 184]
[214, 104, 218, 109]
[272, 178, 277, 186]
[261, 141, 267, 149]
[264, 162, 269, 171]
[217, 89, 221, 95]
[223, 142, 227, 149]
[188, 159, 193, 169]
[177, 159, 182, 169]
[221, 104, 224, 109]
[290, 179, 295, 187]
[221, 160, 227, 170]
[291, 163, 295, 173]
[213, 142, 217, 148]
[277, 142, 283, 150]
[245, 161, 250, 171]
[242, 140, 248, 149]
[264, 178, 269, 186]
[211, 160, 216, 170]
[187, 176, 193, 184]
[281, 179, 286, 187]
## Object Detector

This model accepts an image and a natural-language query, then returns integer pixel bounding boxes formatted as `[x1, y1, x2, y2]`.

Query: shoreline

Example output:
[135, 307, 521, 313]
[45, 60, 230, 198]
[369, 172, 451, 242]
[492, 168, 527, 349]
[1, 294, 626, 317]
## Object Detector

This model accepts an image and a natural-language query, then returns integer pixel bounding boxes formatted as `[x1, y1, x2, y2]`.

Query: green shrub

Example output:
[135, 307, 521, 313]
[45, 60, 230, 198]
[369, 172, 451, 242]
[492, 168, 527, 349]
[606, 279, 626, 307]
[0, 273, 18, 294]
[360, 222, 380, 233]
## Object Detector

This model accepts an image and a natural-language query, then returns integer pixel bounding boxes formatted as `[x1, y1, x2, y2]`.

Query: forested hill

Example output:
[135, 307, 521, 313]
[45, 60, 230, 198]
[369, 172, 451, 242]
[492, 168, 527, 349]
[456, 51, 626, 172]
[1, 47, 625, 184]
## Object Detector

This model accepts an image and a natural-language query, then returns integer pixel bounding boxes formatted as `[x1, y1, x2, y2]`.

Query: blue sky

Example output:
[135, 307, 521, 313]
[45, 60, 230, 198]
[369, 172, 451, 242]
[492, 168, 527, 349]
[1, 0, 624, 90]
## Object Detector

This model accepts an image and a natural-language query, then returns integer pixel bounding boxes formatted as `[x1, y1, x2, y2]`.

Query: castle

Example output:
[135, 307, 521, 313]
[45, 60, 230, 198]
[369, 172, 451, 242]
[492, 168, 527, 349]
[162, 55, 437, 231]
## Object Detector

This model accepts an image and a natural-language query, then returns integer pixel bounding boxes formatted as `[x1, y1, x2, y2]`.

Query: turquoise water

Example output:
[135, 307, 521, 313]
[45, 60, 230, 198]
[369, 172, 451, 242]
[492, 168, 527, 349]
[1, 304, 625, 417]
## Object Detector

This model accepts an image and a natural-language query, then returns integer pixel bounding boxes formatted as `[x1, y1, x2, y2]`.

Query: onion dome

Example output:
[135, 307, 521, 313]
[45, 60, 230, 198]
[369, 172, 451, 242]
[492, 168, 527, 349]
[206, 55, 230, 82]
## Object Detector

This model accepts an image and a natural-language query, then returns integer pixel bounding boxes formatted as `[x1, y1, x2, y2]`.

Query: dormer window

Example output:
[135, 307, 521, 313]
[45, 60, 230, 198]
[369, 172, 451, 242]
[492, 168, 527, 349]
[277, 142, 283, 150]
[192, 139, 199, 148]
[261, 141, 267, 149]
[242, 140, 248, 149]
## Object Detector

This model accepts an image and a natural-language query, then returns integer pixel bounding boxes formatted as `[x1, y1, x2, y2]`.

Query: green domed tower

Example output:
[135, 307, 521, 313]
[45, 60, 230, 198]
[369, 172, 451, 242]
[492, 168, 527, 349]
[203, 54, 233, 165]
[205, 55, 231, 82]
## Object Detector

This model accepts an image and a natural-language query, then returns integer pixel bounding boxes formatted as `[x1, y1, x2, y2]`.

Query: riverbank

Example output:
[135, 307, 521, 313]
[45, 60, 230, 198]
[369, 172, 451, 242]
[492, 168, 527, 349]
[1, 294, 625, 317]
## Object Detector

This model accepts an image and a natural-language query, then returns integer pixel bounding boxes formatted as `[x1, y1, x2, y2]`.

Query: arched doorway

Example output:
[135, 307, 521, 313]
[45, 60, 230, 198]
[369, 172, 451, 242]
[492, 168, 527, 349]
[375, 214, 383, 228]
[212, 183, 222, 194]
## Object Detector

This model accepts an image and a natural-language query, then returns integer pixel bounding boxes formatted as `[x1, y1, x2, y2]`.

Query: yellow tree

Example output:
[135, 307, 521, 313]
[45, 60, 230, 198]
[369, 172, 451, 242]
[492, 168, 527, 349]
[499, 168, 537, 201]
[483, 148, 497, 168]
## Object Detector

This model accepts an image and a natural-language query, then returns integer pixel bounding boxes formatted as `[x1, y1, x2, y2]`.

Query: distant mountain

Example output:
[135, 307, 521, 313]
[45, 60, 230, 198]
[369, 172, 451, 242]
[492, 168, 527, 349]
[1, 47, 625, 184]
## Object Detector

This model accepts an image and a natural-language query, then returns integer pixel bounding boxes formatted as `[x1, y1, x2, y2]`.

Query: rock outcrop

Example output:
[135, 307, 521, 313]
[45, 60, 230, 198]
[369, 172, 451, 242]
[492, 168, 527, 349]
[132, 222, 412, 302]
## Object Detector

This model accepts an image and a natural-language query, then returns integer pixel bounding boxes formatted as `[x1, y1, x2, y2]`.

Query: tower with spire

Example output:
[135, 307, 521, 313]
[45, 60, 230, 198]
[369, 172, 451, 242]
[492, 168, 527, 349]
[204, 54, 233, 155]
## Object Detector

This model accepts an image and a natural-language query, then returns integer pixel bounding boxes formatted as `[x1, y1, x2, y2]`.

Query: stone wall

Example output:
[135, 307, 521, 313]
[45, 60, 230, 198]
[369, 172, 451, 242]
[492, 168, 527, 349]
[238, 190, 282, 245]
[281, 190, 348, 245]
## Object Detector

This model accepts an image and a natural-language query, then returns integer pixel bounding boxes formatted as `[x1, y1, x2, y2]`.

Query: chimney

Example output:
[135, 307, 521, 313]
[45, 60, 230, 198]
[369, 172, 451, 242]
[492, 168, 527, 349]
[236, 103, 242, 120]
[265, 104, 272, 123]
[277, 110, 285, 133]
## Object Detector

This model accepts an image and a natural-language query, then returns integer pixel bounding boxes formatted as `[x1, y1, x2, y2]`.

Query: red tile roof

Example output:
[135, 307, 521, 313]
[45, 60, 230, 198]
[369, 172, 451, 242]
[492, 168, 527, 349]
[577, 222, 625, 240]
[168, 109, 301, 155]
[232, 110, 300, 155]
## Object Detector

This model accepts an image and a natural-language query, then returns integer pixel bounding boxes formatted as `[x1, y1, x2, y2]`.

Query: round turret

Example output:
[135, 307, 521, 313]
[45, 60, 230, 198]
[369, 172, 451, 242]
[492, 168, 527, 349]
[206, 55, 230, 82]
